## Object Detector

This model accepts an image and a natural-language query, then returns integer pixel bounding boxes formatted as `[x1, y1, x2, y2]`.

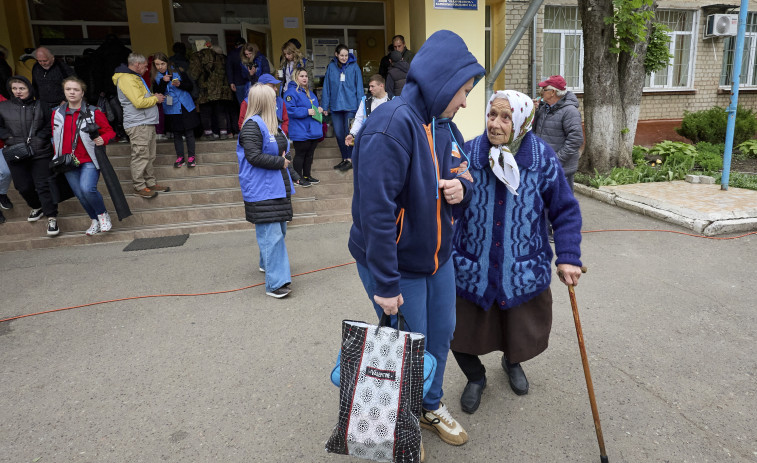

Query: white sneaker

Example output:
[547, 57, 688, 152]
[98, 212, 112, 232]
[420, 402, 469, 446]
[86, 219, 100, 236]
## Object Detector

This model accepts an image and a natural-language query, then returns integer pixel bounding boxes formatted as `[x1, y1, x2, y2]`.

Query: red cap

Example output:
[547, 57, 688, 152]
[538, 75, 567, 91]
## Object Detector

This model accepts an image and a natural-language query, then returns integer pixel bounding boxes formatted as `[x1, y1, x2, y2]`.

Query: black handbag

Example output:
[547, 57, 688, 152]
[3, 103, 37, 164]
[49, 111, 83, 174]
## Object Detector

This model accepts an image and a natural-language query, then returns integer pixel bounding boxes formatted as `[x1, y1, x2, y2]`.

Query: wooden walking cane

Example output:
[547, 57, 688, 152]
[563, 266, 609, 463]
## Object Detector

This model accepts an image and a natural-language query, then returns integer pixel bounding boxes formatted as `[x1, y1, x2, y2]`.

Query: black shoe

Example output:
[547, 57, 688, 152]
[303, 176, 320, 184]
[28, 208, 43, 222]
[47, 217, 60, 236]
[266, 286, 291, 298]
[339, 160, 353, 171]
[502, 355, 529, 395]
[295, 179, 311, 188]
[333, 160, 348, 169]
[460, 377, 486, 414]
[0, 193, 12, 210]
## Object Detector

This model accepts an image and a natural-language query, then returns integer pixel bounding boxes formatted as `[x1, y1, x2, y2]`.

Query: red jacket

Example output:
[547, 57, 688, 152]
[51, 107, 116, 164]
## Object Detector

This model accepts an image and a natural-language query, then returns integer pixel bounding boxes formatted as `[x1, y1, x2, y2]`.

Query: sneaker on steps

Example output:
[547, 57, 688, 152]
[174, 157, 185, 168]
[98, 212, 112, 232]
[0, 193, 13, 210]
[47, 217, 60, 236]
[135, 187, 158, 198]
[420, 402, 469, 446]
[28, 207, 43, 221]
[303, 176, 320, 184]
[149, 184, 171, 192]
[85, 219, 100, 236]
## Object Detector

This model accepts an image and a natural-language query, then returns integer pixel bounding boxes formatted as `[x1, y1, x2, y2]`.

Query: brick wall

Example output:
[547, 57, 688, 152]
[497, 0, 757, 121]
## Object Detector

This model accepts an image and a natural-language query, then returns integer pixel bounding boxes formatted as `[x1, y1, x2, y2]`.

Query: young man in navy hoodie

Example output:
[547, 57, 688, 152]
[349, 30, 485, 448]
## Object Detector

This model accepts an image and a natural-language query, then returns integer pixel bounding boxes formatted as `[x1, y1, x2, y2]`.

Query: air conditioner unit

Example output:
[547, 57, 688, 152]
[706, 14, 738, 37]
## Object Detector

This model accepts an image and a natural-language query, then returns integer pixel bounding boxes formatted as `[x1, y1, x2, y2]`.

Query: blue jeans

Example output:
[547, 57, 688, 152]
[356, 259, 456, 410]
[255, 222, 291, 292]
[331, 111, 355, 160]
[0, 149, 11, 194]
[64, 162, 107, 219]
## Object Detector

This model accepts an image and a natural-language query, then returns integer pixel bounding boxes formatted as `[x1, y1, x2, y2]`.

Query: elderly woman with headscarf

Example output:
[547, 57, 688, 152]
[450, 90, 584, 414]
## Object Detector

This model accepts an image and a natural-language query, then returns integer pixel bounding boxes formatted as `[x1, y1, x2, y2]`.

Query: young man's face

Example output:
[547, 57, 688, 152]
[440, 77, 474, 119]
[369, 81, 384, 97]
[393, 39, 406, 53]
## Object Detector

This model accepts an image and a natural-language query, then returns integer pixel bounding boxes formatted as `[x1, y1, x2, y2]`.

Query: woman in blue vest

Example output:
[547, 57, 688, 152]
[238, 83, 294, 298]
[152, 53, 200, 168]
[322, 44, 363, 172]
[284, 67, 323, 187]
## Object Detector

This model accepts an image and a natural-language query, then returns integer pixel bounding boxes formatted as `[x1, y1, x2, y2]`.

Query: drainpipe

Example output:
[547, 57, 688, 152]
[532, 12, 538, 98]
[721, 0, 749, 191]
[485, 0, 545, 102]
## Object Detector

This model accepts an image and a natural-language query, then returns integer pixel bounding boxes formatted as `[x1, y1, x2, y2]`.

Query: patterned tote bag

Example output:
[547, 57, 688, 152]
[326, 313, 425, 462]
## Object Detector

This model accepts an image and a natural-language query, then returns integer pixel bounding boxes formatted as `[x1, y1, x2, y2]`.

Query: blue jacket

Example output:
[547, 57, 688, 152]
[226, 45, 247, 86]
[321, 54, 363, 113]
[284, 85, 322, 141]
[242, 52, 271, 95]
[454, 131, 583, 310]
[348, 30, 486, 298]
[154, 71, 195, 114]
[237, 115, 291, 202]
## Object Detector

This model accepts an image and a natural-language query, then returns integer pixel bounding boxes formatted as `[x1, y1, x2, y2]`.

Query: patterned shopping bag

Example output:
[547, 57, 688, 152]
[326, 313, 425, 462]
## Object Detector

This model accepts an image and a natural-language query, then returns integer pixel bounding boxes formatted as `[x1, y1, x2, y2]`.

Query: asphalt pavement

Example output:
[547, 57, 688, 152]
[1, 196, 755, 462]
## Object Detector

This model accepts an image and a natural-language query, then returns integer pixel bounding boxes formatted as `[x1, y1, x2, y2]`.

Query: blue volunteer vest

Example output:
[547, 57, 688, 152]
[155, 72, 196, 114]
[237, 115, 292, 202]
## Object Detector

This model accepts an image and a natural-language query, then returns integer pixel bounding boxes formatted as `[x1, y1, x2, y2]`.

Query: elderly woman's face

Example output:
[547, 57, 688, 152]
[487, 98, 513, 146]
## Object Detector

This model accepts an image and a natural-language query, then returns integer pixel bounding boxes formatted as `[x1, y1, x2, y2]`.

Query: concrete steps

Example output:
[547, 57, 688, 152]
[0, 137, 353, 252]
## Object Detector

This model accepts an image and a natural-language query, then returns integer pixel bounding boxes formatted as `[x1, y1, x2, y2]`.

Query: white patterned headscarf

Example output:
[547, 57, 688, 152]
[486, 90, 535, 195]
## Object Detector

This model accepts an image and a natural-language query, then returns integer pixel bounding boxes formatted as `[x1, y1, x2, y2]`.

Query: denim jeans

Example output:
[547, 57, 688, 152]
[331, 110, 355, 160]
[0, 149, 11, 195]
[255, 221, 292, 292]
[356, 258, 456, 410]
[64, 162, 107, 219]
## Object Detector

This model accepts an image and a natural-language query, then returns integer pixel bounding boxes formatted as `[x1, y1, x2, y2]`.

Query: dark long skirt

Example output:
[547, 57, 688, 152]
[450, 288, 553, 364]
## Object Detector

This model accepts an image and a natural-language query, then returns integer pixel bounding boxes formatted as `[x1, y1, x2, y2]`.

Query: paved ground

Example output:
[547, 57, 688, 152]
[1, 196, 756, 463]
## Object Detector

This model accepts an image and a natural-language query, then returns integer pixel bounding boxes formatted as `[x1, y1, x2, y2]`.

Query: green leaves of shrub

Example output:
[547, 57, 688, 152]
[676, 106, 757, 146]
[736, 140, 757, 159]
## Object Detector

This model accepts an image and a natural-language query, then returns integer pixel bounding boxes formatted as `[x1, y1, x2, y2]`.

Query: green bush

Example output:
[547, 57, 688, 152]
[632, 145, 649, 165]
[676, 106, 757, 146]
[649, 140, 696, 160]
[694, 142, 724, 172]
[736, 140, 757, 159]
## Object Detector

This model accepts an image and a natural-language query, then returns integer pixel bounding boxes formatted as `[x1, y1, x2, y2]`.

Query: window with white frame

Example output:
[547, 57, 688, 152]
[720, 12, 757, 87]
[542, 6, 583, 90]
[645, 10, 697, 89]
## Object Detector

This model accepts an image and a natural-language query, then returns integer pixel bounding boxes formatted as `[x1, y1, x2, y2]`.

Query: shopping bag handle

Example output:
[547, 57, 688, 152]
[376, 310, 412, 334]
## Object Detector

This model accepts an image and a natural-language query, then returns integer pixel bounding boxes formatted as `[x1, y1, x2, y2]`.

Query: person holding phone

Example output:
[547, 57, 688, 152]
[151, 52, 200, 168]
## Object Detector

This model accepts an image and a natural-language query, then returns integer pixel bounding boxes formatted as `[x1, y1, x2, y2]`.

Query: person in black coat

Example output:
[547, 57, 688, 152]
[32, 47, 75, 112]
[0, 75, 60, 235]
[0, 45, 13, 99]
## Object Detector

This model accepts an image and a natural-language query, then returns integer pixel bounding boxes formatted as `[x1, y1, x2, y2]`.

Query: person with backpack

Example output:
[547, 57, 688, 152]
[345, 74, 392, 147]
[151, 53, 200, 168]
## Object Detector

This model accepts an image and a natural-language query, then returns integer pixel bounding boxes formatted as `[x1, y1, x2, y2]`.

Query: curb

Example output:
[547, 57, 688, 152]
[574, 183, 757, 236]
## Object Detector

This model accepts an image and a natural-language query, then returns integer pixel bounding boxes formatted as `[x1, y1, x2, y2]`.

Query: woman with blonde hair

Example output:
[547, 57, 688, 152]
[278, 41, 313, 97]
[240, 42, 270, 93]
[284, 67, 322, 186]
[237, 83, 294, 298]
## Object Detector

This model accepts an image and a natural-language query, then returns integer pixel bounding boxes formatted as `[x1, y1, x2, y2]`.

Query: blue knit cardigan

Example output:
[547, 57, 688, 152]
[453, 131, 582, 310]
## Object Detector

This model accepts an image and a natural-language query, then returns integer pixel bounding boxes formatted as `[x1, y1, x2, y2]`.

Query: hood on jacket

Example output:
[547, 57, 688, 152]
[401, 30, 485, 123]
[111, 63, 141, 83]
[553, 91, 579, 110]
[389, 60, 410, 74]
[6, 75, 36, 102]
[330, 53, 357, 69]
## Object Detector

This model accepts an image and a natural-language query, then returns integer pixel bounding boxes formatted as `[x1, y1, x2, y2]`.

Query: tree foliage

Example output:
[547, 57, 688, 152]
[645, 23, 673, 74]
[605, 0, 655, 55]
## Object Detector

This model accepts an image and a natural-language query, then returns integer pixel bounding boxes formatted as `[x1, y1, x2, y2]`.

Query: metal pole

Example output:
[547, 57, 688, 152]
[532, 13, 538, 98]
[486, 0, 545, 102]
[722, 0, 749, 191]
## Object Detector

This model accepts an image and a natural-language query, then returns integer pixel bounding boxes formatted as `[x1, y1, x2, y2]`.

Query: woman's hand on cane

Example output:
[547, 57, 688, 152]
[557, 263, 583, 286]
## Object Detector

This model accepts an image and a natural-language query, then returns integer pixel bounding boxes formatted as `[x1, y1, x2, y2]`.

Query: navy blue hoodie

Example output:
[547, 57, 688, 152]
[348, 30, 485, 298]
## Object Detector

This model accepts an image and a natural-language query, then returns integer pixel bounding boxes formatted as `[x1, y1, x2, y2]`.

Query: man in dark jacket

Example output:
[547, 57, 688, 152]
[0, 45, 13, 99]
[32, 47, 74, 111]
[349, 30, 484, 450]
[226, 37, 248, 104]
[385, 50, 409, 96]
[532, 75, 583, 190]
[392, 35, 415, 64]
